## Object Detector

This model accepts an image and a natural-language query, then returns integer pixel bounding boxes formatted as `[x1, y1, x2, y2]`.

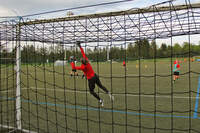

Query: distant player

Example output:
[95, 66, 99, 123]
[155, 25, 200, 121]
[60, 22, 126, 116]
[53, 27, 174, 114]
[123, 60, 126, 67]
[70, 42, 114, 106]
[69, 56, 79, 77]
[173, 58, 180, 83]
[122, 60, 128, 71]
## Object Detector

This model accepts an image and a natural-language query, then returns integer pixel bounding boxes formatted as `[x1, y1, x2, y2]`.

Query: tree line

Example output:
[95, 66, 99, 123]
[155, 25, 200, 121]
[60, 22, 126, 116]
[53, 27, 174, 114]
[1, 39, 200, 64]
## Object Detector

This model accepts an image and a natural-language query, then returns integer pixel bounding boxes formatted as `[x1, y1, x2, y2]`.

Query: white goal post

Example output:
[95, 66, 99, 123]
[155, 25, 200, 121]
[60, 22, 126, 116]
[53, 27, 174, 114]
[16, 23, 22, 131]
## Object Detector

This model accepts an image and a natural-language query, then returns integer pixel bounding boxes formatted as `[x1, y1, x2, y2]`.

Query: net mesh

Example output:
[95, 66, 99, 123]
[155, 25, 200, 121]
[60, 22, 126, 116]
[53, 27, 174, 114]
[1, 0, 200, 133]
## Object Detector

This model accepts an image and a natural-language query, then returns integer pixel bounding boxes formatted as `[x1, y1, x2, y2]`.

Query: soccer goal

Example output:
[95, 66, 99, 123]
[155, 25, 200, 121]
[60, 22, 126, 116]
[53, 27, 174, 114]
[1, 0, 200, 133]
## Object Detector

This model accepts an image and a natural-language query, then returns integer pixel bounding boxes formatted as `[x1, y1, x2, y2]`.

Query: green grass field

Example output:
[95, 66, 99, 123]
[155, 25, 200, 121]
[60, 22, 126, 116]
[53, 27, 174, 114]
[1, 59, 200, 133]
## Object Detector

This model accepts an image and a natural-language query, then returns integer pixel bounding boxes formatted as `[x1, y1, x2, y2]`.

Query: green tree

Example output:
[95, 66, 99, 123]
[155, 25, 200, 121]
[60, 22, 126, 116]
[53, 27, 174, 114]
[134, 39, 150, 59]
[158, 43, 167, 58]
[110, 46, 121, 60]
[142, 39, 150, 58]
[182, 42, 189, 57]
[173, 43, 182, 57]
[149, 40, 157, 58]
[127, 43, 135, 59]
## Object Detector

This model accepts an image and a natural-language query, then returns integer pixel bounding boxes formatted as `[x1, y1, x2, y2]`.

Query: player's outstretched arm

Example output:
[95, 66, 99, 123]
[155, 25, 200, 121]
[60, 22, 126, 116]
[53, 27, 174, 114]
[76, 41, 88, 60]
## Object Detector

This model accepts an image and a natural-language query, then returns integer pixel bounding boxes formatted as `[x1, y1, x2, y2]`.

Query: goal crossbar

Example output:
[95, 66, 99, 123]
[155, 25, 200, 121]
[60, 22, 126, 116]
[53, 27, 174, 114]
[20, 3, 200, 26]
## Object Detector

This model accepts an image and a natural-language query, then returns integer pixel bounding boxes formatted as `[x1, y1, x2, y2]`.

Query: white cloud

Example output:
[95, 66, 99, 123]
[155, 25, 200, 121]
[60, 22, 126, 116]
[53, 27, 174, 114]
[0, 0, 172, 17]
[193, 0, 200, 3]
[156, 34, 200, 47]
[0, 6, 16, 16]
[0, 0, 197, 18]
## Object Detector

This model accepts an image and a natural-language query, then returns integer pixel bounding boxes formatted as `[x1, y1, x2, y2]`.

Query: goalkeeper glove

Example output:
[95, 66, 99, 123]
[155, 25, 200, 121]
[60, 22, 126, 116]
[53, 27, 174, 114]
[76, 41, 81, 48]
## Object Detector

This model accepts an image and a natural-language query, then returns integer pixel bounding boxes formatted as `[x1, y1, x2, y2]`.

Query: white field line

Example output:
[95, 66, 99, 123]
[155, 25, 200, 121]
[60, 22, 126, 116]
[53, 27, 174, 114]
[0, 124, 37, 133]
[1, 87, 197, 99]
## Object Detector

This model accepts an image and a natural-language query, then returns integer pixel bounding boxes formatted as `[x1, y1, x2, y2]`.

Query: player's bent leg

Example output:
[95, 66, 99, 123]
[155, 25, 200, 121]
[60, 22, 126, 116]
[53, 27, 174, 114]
[89, 78, 103, 106]
[89, 89, 100, 100]
[95, 74, 109, 93]
[95, 74, 114, 101]
[89, 90, 103, 106]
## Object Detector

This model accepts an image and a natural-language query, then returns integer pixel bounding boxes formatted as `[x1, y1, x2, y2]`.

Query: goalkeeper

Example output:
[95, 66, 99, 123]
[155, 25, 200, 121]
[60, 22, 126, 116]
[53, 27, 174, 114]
[70, 42, 114, 106]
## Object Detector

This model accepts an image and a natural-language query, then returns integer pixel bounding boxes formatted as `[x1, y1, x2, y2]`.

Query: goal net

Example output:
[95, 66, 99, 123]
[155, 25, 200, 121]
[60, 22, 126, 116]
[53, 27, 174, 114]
[1, 0, 200, 132]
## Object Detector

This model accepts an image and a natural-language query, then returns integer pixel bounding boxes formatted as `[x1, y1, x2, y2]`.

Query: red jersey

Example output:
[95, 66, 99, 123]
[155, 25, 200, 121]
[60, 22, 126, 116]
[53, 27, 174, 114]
[173, 60, 178, 64]
[173, 61, 180, 68]
[70, 47, 95, 79]
[123, 61, 126, 66]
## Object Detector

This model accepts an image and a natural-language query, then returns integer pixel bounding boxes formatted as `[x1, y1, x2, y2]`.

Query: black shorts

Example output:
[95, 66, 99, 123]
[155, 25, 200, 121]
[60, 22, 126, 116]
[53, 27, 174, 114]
[88, 74, 99, 91]
[174, 71, 179, 76]
[88, 73, 108, 93]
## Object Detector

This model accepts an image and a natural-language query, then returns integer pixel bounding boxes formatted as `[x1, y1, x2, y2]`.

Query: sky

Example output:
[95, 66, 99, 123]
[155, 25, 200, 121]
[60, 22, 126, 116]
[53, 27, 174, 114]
[0, 0, 157, 17]
[0, 0, 200, 46]
[0, 0, 199, 17]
